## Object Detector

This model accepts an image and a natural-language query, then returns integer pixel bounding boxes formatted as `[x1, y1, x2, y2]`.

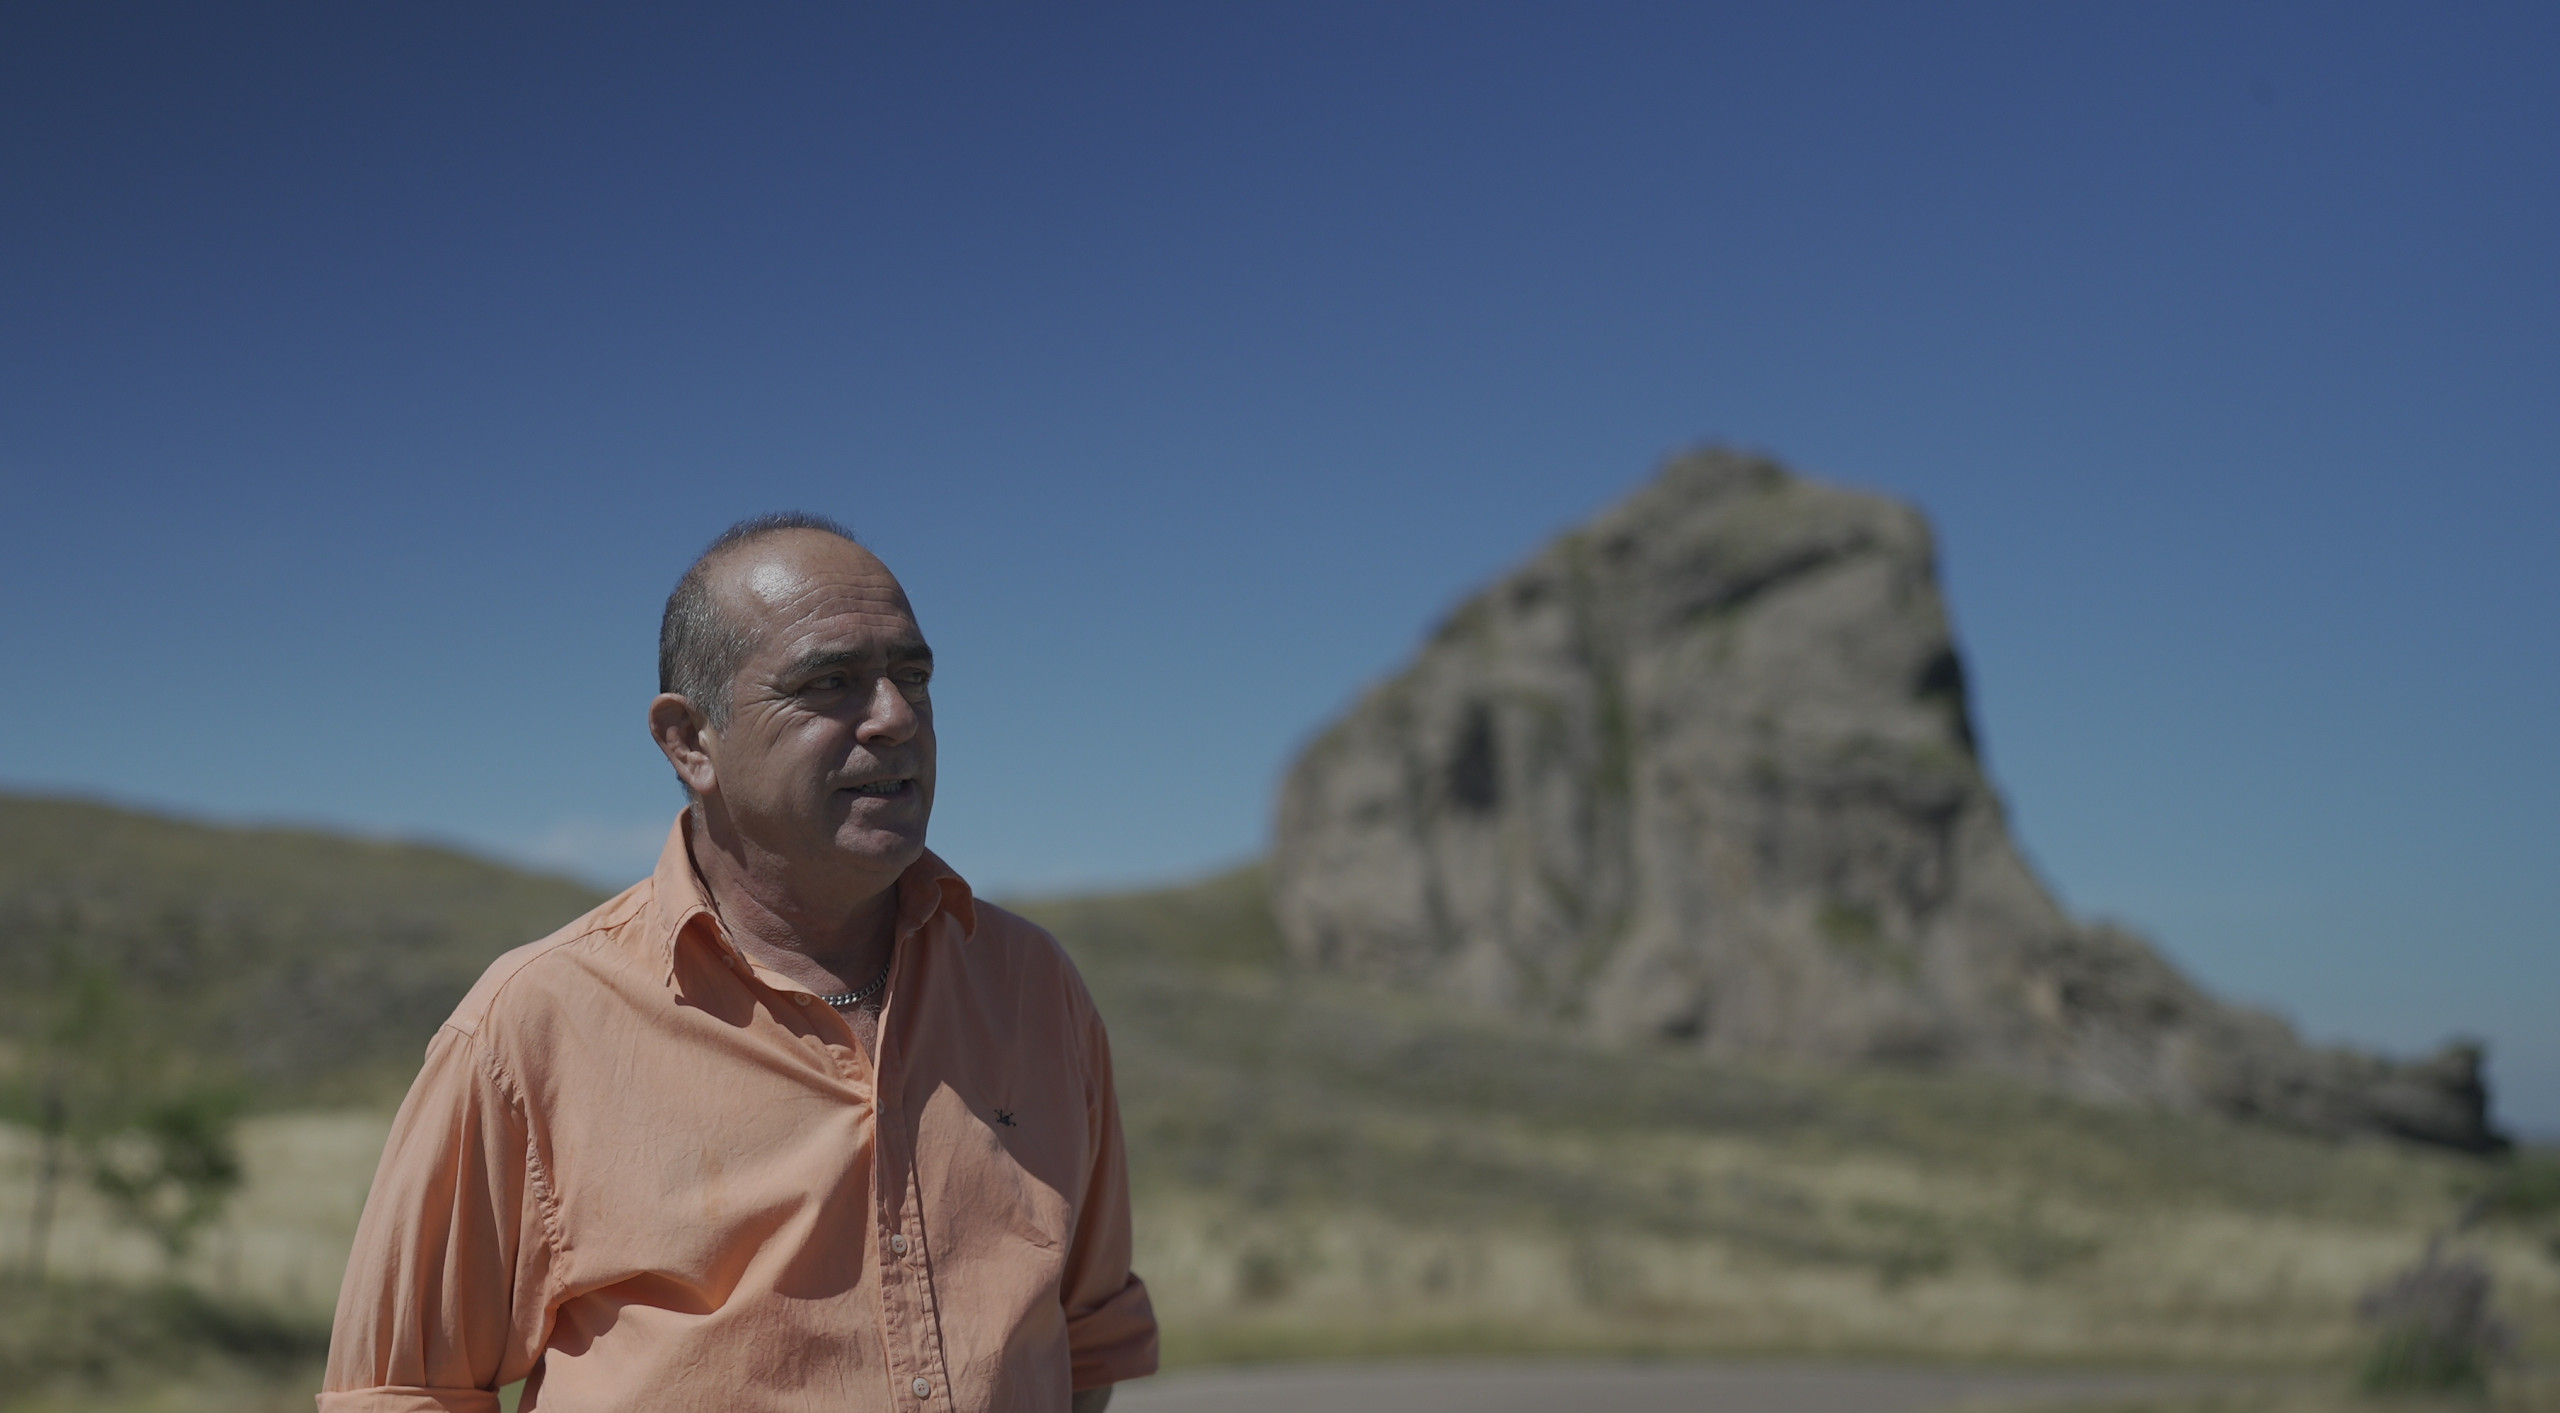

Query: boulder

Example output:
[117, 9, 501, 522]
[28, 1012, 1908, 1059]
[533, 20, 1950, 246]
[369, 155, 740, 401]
[1271, 448, 2501, 1151]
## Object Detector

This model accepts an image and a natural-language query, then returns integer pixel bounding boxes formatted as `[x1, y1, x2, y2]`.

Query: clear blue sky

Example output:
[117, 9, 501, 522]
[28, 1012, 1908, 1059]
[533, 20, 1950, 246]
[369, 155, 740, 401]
[4, 3, 2553, 1132]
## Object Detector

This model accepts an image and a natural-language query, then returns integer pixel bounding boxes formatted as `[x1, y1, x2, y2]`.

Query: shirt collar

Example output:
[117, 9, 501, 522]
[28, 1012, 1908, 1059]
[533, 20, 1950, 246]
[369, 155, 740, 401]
[647, 811, 978, 983]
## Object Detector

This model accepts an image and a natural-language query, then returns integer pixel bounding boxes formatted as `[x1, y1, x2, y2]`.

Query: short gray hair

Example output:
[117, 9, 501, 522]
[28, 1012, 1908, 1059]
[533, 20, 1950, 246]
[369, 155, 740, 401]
[658, 512, 859, 728]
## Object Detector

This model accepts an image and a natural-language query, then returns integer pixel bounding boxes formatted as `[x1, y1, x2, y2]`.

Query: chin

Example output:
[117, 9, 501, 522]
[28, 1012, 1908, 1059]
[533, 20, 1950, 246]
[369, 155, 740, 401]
[832, 826, 929, 875]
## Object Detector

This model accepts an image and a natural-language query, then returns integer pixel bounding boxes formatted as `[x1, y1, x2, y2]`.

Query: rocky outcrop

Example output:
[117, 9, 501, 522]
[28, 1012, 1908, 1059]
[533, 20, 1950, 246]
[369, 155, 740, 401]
[1271, 449, 2502, 1151]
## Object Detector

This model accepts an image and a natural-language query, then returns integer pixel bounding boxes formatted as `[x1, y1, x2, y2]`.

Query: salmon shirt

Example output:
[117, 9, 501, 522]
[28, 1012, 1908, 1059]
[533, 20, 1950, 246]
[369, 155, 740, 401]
[320, 817, 1158, 1412]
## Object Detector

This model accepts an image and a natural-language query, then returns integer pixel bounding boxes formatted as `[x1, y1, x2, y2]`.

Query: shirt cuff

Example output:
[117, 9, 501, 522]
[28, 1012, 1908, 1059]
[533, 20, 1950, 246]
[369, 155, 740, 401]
[316, 1388, 502, 1413]
[1067, 1275, 1161, 1390]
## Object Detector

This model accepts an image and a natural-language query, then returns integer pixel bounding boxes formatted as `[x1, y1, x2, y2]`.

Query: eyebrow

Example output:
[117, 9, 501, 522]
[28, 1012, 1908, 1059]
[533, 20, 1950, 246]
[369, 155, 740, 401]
[783, 641, 934, 680]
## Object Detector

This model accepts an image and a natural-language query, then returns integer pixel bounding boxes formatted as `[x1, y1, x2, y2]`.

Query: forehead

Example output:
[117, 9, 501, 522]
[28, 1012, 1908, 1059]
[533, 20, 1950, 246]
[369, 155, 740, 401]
[716, 534, 923, 660]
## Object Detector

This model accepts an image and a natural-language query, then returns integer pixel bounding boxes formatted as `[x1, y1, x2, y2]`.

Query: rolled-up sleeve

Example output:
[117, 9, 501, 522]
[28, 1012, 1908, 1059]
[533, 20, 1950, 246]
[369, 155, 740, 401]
[1061, 1001, 1159, 1391]
[320, 1025, 557, 1413]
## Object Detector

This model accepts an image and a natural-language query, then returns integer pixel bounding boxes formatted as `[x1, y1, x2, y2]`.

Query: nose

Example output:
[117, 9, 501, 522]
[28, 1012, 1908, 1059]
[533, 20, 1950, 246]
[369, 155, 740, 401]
[855, 673, 921, 746]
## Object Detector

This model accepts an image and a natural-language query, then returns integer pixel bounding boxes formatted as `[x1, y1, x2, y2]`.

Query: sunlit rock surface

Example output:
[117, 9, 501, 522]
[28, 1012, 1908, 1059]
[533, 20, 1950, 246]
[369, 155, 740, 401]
[1271, 448, 2499, 1150]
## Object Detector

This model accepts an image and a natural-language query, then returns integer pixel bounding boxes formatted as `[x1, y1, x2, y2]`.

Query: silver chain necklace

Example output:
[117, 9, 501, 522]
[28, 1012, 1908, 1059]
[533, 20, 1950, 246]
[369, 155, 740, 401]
[816, 947, 896, 1008]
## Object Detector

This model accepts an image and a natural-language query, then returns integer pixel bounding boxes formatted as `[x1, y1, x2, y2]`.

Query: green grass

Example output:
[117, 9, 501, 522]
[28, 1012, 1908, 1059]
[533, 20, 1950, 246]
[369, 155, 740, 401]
[0, 1278, 326, 1413]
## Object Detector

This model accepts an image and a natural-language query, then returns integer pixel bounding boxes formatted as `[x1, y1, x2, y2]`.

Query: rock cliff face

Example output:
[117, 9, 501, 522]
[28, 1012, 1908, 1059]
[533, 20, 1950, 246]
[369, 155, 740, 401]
[1271, 449, 2501, 1151]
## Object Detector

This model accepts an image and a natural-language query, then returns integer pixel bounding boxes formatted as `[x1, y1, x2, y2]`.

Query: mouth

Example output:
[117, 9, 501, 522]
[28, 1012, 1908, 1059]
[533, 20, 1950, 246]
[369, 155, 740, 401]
[839, 778, 914, 799]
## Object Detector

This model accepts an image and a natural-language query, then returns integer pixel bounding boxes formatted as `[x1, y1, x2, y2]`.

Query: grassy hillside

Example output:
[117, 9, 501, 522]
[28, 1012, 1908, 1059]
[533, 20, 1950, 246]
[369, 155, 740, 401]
[1019, 870, 2559, 1368]
[3, 797, 2554, 1407]
[0, 792, 606, 1108]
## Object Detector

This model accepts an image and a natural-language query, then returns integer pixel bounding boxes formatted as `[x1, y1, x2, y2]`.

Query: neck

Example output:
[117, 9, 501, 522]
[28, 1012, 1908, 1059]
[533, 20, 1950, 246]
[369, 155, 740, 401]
[685, 806, 902, 994]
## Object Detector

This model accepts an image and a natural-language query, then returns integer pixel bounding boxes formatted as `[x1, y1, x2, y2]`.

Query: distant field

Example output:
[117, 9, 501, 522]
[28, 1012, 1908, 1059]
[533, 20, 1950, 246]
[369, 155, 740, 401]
[0, 1111, 386, 1316]
[1023, 869, 2560, 1370]
[4, 798, 2554, 1407]
[0, 1113, 372, 1411]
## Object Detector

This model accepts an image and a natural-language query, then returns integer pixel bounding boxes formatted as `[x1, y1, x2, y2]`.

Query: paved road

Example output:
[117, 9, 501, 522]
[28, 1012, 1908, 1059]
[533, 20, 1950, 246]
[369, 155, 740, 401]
[1113, 1361, 2189, 1413]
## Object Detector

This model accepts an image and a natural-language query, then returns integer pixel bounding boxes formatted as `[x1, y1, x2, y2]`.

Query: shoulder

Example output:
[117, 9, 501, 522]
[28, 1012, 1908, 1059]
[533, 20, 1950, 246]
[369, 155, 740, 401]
[966, 898, 1065, 958]
[440, 879, 656, 1042]
[964, 901, 1092, 995]
[934, 899, 1111, 1069]
[937, 900, 1118, 1098]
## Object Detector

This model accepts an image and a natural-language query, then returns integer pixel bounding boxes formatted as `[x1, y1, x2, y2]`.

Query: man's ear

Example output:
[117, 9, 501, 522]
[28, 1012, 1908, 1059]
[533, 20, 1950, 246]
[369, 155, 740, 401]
[648, 693, 718, 797]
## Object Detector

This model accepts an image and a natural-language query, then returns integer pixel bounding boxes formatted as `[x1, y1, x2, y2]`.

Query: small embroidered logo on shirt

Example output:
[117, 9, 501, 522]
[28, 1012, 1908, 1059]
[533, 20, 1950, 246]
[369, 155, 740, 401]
[993, 1109, 1017, 1127]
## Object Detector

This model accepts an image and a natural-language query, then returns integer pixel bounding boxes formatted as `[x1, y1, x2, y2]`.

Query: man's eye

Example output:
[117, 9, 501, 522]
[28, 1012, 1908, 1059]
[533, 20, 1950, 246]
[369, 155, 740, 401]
[806, 675, 846, 692]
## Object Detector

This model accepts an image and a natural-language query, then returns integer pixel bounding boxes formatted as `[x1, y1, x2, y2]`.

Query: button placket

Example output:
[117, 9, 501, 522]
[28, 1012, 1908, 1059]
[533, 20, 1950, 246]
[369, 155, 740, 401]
[876, 1134, 953, 1409]
[873, 925, 951, 1409]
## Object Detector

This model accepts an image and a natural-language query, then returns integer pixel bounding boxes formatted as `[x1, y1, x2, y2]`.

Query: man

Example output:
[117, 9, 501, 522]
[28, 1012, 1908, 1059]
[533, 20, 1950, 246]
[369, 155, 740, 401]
[321, 516, 1157, 1413]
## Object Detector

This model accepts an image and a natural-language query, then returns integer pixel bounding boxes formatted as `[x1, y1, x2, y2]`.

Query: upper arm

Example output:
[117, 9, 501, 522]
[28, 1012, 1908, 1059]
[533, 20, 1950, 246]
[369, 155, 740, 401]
[321, 1026, 557, 1404]
[1055, 980, 1159, 1390]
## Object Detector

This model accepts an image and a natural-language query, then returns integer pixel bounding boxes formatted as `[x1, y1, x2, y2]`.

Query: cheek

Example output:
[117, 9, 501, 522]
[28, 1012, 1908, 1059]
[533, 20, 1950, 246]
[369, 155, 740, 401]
[755, 728, 845, 793]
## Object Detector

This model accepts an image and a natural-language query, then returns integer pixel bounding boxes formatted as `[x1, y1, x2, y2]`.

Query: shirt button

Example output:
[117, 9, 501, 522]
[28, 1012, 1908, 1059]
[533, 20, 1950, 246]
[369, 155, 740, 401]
[890, 1233, 909, 1254]
[912, 1377, 932, 1399]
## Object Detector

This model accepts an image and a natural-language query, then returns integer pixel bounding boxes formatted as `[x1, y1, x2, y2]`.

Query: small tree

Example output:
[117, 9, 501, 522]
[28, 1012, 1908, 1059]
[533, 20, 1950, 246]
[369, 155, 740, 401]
[2356, 1238, 2514, 1392]
[88, 1085, 246, 1264]
[3, 943, 245, 1279]
[4, 961, 143, 1282]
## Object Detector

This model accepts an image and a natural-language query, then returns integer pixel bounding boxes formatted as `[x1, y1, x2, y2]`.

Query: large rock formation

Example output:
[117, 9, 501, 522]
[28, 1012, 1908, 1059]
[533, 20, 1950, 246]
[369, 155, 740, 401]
[1272, 449, 2501, 1151]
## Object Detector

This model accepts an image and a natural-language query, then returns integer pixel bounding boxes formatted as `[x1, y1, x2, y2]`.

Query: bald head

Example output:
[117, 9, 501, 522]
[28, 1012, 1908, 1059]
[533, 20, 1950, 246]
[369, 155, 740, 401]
[659, 512, 874, 728]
